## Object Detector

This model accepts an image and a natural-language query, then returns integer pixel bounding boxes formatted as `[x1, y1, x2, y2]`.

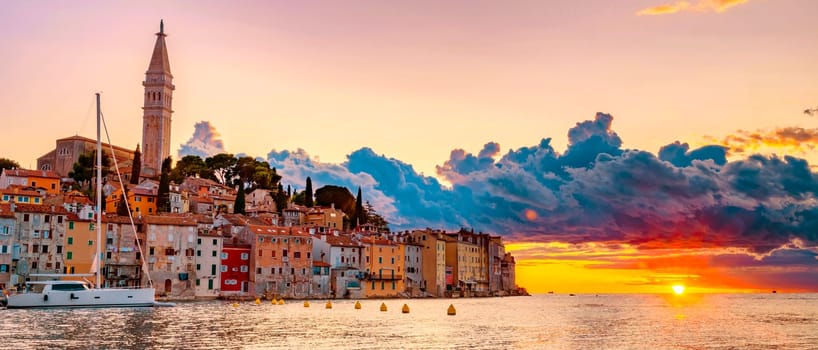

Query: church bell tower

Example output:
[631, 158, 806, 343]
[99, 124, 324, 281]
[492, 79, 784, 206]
[141, 20, 174, 177]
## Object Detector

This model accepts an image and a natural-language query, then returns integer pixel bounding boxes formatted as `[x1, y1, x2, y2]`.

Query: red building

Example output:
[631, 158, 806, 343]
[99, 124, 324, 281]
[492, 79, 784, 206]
[220, 241, 251, 297]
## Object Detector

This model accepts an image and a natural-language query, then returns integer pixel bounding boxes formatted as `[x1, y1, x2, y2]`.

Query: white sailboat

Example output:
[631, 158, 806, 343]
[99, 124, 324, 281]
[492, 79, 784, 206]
[5, 93, 156, 308]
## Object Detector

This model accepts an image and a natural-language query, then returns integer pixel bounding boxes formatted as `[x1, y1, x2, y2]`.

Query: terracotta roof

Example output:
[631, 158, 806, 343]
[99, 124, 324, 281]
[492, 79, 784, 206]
[313, 261, 331, 267]
[0, 204, 14, 218]
[55, 135, 134, 154]
[7, 204, 70, 214]
[220, 214, 247, 226]
[143, 215, 197, 226]
[1, 168, 60, 179]
[0, 186, 43, 197]
[249, 225, 310, 237]
[360, 237, 397, 246]
[102, 214, 144, 224]
[324, 234, 362, 247]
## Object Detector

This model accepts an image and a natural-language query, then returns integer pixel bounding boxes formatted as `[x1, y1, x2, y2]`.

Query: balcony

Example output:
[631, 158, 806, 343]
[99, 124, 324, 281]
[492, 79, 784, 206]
[366, 272, 402, 281]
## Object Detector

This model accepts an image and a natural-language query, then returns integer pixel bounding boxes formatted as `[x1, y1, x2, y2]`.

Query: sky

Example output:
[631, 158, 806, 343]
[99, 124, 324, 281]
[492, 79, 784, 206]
[2, 0, 818, 293]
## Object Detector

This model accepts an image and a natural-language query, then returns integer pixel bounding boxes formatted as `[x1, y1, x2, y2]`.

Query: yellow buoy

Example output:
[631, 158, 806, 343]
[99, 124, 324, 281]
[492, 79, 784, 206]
[354, 301, 362, 310]
[447, 304, 456, 316]
[304, 300, 310, 307]
[232, 302, 239, 308]
[325, 301, 332, 309]
[271, 299, 276, 305]
[402, 304, 410, 314]
[380, 302, 388, 312]
[278, 299, 284, 305]
[255, 298, 261, 305]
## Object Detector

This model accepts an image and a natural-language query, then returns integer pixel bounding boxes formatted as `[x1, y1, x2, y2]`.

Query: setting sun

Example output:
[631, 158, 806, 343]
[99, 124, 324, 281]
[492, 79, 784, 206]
[672, 285, 686, 295]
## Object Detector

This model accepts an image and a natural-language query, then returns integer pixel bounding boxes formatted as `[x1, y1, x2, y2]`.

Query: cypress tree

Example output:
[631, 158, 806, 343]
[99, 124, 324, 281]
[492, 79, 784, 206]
[117, 186, 130, 216]
[355, 187, 365, 228]
[156, 157, 172, 213]
[305, 177, 314, 207]
[130, 144, 141, 184]
[234, 185, 246, 214]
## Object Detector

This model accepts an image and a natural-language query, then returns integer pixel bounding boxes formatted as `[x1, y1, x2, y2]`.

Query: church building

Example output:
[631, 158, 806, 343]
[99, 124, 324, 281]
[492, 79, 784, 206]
[37, 21, 175, 179]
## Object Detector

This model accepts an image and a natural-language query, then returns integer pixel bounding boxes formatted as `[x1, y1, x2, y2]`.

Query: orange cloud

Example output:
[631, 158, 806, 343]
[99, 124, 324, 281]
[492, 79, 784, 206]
[705, 127, 818, 156]
[637, 0, 750, 16]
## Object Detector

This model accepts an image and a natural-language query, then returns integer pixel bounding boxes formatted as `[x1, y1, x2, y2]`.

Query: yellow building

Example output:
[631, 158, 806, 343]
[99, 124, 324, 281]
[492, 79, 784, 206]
[444, 230, 489, 294]
[0, 186, 45, 205]
[64, 215, 102, 279]
[361, 237, 404, 297]
[305, 205, 345, 229]
[410, 229, 447, 296]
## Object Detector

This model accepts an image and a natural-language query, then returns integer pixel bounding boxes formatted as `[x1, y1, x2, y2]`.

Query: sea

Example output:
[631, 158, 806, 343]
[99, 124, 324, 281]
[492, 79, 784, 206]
[2, 294, 817, 349]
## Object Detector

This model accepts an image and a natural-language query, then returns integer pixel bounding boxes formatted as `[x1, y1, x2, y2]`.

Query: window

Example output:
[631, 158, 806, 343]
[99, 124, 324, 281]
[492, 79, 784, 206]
[240, 253, 249, 260]
[211, 264, 217, 275]
[256, 267, 262, 274]
[378, 257, 382, 264]
[271, 250, 276, 257]
[66, 252, 73, 260]
[240, 265, 248, 273]
[221, 252, 228, 259]
[258, 237, 264, 243]
[212, 250, 217, 257]
[283, 249, 288, 257]
[0, 265, 7, 272]
[271, 268, 276, 275]
[24, 214, 30, 222]
[294, 251, 301, 259]
[106, 252, 112, 259]
[0, 245, 7, 254]
[258, 250, 263, 257]
[197, 238, 202, 245]
[290, 268, 295, 275]
[208, 279, 214, 290]
[391, 258, 395, 264]
[42, 245, 48, 253]
[196, 264, 201, 271]
[220, 265, 227, 272]
[57, 216, 63, 224]
[88, 240, 94, 246]
[307, 252, 311, 259]
[301, 268, 306, 275]
[195, 279, 200, 286]
[212, 239, 217, 245]
[67, 237, 74, 245]
[197, 250, 202, 257]
[44, 215, 50, 223]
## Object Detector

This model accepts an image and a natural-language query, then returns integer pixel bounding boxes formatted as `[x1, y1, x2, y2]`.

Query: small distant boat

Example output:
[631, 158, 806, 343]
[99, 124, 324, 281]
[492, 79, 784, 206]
[772, 290, 777, 294]
[569, 293, 576, 297]
[548, 291, 554, 294]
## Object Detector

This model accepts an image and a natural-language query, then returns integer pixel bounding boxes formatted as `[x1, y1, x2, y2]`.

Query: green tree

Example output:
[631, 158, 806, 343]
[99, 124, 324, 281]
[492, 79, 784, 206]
[116, 186, 131, 216]
[0, 158, 20, 172]
[156, 157, 172, 213]
[365, 201, 390, 233]
[205, 153, 237, 185]
[274, 183, 289, 213]
[234, 185, 246, 214]
[130, 145, 141, 184]
[292, 190, 306, 206]
[314, 185, 355, 217]
[305, 177, 314, 207]
[68, 151, 110, 191]
[171, 155, 209, 183]
[235, 157, 281, 191]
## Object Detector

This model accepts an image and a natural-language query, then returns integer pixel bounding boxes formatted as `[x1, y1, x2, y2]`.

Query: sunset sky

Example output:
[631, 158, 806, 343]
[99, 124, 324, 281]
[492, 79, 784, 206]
[2, 0, 817, 293]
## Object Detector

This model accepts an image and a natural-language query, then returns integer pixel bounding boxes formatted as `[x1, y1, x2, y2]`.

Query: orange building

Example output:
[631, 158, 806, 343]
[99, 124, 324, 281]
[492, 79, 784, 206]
[361, 237, 404, 297]
[0, 168, 61, 195]
[251, 225, 313, 298]
[105, 180, 158, 216]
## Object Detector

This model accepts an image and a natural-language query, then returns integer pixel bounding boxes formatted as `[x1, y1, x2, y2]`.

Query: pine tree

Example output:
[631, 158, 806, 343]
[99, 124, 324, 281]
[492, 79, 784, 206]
[305, 176, 314, 207]
[130, 144, 141, 184]
[234, 184, 246, 214]
[156, 157, 172, 213]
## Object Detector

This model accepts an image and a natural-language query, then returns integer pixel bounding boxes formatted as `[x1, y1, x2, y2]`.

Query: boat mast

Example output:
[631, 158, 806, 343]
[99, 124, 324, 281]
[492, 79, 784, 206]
[96, 92, 102, 288]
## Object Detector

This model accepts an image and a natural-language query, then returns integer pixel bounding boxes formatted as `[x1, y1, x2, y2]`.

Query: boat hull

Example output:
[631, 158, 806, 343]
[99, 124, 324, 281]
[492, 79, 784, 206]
[6, 288, 156, 309]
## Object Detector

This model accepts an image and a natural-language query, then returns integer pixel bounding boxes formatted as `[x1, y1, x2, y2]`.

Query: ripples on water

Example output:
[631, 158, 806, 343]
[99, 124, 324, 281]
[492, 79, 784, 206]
[3, 294, 817, 349]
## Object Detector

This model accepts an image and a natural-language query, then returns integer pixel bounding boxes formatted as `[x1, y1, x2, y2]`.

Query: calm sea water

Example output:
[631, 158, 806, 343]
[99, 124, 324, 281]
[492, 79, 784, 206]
[3, 294, 817, 349]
